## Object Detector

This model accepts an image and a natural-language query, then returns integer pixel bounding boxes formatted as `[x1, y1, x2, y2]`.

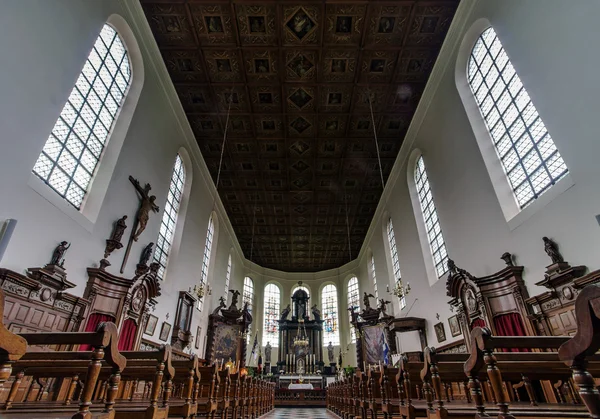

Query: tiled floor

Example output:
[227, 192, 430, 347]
[263, 408, 337, 418]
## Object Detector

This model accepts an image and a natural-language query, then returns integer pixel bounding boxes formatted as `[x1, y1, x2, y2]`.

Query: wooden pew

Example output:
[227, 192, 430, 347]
[2, 321, 126, 419]
[0, 288, 27, 385]
[558, 284, 600, 419]
[169, 354, 201, 418]
[195, 364, 218, 418]
[112, 345, 175, 419]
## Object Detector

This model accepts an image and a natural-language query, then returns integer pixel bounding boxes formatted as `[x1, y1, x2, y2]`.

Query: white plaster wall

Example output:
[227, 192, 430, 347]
[356, 0, 600, 351]
[0, 0, 244, 356]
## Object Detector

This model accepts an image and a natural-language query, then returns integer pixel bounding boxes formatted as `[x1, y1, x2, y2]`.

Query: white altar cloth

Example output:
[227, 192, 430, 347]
[288, 383, 314, 390]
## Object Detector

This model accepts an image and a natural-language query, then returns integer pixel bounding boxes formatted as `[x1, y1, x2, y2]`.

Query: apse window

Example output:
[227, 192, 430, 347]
[347, 276, 360, 343]
[224, 254, 232, 303]
[415, 156, 448, 278]
[370, 255, 378, 299]
[33, 24, 131, 209]
[468, 27, 568, 209]
[322, 284, 340, 346]
[262, 283, 281, 347]
[153, 154, 185, 279]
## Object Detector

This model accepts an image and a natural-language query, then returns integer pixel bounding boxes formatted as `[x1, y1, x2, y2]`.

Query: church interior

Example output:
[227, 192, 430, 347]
[1, 0, 599, 418]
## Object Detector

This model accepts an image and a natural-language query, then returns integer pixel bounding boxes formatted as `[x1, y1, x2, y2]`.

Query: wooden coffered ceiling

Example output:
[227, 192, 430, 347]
[141, 0, 461, 272]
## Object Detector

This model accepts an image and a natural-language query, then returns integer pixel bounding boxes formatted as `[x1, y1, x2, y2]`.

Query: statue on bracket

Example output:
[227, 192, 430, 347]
[543, 237, 564, 264]
[327, 341, 335, 363]
[311, 303, 321, 321]
[50, 241, 70, 267]
[229, 289, 241, 311]
[104, 216, 128, 258]
[280, 304, 291, 321]
[212, 296, 226, 316]
[136, 242, 154, 277]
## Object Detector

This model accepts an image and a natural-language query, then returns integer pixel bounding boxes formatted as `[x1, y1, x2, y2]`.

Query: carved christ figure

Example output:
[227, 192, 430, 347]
[129, 176, 159, 242]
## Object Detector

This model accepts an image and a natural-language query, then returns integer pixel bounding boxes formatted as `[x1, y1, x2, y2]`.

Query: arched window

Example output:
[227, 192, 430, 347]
[263, 284, 281, 347]
[347, 276, 360, 343]
[414, 156, 448, 278]
[243, 276, 254, 314]
[468, 27, 568, 209]
[198, 214, 214, 311]
[32, 24, 132, 209]
[153, 154, 186, 279]
[387, 218, 405, 309]
[224, 254, 232, 303]
[369, 255, 378, 299]
[322, 284, 340, 346]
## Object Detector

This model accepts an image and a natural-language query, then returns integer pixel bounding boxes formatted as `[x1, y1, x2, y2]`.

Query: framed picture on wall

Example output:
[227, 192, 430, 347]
[448, 315, 461, 337]
[195, 326, 201, 350]
[145, 314, 158, 335]
[159, 322, 172, 342]
[434, 322, 446, 343]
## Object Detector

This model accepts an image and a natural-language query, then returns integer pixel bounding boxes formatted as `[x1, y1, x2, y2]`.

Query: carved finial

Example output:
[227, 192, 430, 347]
[501, 252, 514, 267]
[50, 241, 70, 267]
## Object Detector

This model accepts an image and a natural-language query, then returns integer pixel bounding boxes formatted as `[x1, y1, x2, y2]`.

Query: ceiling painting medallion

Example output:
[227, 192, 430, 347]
[284, 6, 319, 45]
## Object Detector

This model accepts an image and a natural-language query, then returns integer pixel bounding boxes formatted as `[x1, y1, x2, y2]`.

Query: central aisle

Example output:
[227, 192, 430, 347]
[263, 408, 336, 419]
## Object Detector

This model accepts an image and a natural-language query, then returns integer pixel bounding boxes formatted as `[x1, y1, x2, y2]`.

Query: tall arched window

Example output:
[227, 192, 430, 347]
[322, 284, 340, 346]
[198, 214, 214, 311]
[415, 156, 448, 278]
[243, 276, 254, 314]
[224, 254, 232, 303]
[387, 218, 405, 309]
[468, 27, 568, 208]
[33, 24, 131, 209]
[291, 284, 310, 298]
[153, 154, 185, 279]
[347, 276, 360, 343]
[263, 284, 281, 347]
[369, 255, 378, 299]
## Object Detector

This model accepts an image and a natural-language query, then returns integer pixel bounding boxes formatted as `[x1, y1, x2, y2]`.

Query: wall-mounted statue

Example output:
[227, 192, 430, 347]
[311, 303, 321, 321]
[280, 304, 291, 321]
[130, 176, 159, 242]
[327, 341, 334, 363]
[140, 242, 154, 266]
[543, 237, 564, 264]
[229, 289, 240, 311]
[50, 241, 70, 267]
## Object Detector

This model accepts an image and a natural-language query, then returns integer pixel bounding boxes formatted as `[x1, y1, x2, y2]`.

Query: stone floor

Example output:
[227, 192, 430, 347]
[263, 408, 336, 418]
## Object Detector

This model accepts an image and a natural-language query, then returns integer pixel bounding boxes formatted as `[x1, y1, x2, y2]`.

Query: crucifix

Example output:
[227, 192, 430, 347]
[120, 175, 160, 274]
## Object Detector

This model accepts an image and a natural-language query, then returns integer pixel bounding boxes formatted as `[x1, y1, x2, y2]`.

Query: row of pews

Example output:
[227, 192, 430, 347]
[0, 291, 274, 419]
[328, 284, 600, 419]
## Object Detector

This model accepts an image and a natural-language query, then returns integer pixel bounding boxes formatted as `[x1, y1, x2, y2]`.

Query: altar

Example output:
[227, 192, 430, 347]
[288, 383, 314, 390]
[278, 374, 323, 389]
[276, 284, 326, 374]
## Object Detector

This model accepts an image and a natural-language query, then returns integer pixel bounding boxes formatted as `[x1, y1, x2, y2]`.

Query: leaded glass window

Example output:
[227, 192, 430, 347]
[322, 284, 340, 346]
[347, 276, 360, 343]
[370, 255, 378, 299]
[33, 24, 131, 208]
[262, 284, 280, 347]
[387, 218, 406, 309]
[291, 285, 310, 298]
[415, 156, 448, 278]
[224, 254, 232, 303]
[243, 276, 254, 314]
[468, 27, 568, 208]
[153, 154, 185, 279]
[198, 215, 214, 311]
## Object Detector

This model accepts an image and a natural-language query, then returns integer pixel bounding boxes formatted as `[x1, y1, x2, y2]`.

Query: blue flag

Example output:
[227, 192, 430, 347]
[382, 331, 390, 365]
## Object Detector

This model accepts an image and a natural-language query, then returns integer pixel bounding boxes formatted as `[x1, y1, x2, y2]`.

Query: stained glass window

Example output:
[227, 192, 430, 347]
[347, 276, 360, 343]
[322, 284, 340, 346]
[224, 254, 232, 303]
[198, 215, 214, 311]
[243, 276, 254, 314]
[33, 24, 131, 209]
[415, 156, 448, 278]
[152, 154, 185, 279]
[370, 255, 378, 299]
[291, 285, 310, 298]
[468, 27, 568, 208]
[262, 284, 281, 347]
[387, 218, 406, 309]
